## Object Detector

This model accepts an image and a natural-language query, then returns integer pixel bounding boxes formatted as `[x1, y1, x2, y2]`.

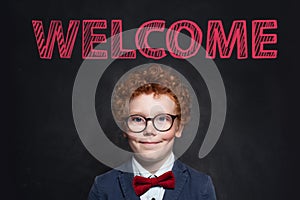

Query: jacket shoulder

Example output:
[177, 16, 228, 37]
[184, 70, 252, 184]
[174, 160, 217, 199]
[186, 163, 210, 179]
[94, 169, 120, 186]
[88, 169, 121, 200]
[175, 160, 210, 179]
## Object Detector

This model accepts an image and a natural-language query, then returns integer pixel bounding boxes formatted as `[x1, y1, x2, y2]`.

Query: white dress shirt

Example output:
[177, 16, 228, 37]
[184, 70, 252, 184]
[132, 152, 175, 200]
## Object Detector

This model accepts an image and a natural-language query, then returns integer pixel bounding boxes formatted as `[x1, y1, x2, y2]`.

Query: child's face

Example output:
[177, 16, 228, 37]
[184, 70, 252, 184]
[125, 93, 183, 163]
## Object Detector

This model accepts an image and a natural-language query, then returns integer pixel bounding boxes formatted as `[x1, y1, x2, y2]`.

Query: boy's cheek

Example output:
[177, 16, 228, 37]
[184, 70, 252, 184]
[124, 133, 138, 141]
[161, 132, 177, 141]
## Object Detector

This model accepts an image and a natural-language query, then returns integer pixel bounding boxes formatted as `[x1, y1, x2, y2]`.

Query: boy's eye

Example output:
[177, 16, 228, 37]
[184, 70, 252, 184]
[155, 114, 171, 122]
[158, 116, 167, 121]
[130, 116, 145, 123]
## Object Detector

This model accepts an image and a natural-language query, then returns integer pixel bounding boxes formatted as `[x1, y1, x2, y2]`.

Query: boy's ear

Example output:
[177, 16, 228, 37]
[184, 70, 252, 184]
[122, 132, 127, 138]
[175, 125, 184, 138]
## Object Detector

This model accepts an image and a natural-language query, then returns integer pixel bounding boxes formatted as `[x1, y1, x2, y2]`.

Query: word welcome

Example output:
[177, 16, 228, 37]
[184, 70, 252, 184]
[32, 19, 278, 60]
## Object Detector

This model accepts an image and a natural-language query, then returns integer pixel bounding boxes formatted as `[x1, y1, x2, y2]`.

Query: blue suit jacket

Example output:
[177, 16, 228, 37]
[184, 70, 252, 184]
[88, 160, 217, 200]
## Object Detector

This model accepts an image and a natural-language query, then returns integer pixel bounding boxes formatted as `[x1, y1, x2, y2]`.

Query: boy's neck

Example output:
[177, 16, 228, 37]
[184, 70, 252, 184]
[134, 152, 174, 175]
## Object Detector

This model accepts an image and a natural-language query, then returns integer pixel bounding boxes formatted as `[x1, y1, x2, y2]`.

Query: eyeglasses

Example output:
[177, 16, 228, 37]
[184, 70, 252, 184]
[126, 113, 179, 133]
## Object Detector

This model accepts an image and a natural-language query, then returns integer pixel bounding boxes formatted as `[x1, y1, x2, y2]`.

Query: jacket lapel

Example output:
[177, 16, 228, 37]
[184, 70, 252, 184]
[163, 160, 188, 200]
[118, 172, 140, 200]
[117, 160, 140, 200]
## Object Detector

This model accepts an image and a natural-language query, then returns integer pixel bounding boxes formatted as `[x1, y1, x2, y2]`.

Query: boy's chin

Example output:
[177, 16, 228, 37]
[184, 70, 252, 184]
[134, 151, 169, 164]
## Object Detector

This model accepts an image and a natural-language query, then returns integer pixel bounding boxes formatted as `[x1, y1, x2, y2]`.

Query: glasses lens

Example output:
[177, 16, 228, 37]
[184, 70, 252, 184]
[127, 115, 146, 132]
[153, 114, 173, 131]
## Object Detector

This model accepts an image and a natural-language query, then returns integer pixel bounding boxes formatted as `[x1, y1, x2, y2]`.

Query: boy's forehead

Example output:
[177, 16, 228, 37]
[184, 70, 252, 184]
[129, 94, 177, 115]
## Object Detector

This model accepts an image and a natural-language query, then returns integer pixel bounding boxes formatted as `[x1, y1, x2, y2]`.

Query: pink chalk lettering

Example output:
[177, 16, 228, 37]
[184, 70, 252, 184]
[252, 20, 278, 59]
[111, 20, 136, 59]
[32, 20, 80, 59]
[206, 20, 248, 59]
[135, 20, 166, 59]
[82, 20, 107, 59]
[32, 19, 278, 60]
[167, 20, 202, 59]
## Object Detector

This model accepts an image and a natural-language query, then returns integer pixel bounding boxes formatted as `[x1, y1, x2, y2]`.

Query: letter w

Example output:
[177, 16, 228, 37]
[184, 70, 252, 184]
[32, 20, 80, 59]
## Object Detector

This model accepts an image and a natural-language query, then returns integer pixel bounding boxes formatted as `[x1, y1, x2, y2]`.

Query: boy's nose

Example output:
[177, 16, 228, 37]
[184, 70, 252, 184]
[143, 121, 157, 136]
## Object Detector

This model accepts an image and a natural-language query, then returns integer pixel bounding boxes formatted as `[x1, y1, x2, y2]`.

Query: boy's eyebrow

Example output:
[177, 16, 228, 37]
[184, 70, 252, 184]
[128, 112, 177, 117]
[128, 112, 146, 117]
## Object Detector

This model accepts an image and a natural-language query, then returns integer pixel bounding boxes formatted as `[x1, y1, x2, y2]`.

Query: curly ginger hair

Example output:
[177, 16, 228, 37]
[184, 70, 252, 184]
[111, 64, 191, 125]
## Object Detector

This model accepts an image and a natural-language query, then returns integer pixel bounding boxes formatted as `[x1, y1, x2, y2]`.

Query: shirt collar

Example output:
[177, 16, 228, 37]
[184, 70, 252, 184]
[132, 152, 175, 177]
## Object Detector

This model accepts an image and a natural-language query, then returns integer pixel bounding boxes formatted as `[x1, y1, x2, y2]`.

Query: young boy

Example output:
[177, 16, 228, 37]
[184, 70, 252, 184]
[88, 64, 217, 200]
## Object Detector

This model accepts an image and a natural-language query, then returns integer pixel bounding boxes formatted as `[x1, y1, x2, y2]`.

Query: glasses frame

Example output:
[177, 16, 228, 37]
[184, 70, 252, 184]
[125, 113, 179, 133]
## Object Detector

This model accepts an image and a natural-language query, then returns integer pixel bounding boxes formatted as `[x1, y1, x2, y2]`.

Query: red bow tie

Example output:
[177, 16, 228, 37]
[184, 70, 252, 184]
[132, 171, 175, 196]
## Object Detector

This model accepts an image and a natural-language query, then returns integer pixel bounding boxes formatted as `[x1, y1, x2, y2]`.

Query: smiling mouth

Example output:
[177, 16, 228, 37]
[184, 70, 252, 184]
[139, 141, 162, 144]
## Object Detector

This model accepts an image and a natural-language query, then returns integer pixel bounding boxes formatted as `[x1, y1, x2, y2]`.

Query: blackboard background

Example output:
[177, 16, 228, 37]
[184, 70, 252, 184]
[6, 0, 298, 199]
